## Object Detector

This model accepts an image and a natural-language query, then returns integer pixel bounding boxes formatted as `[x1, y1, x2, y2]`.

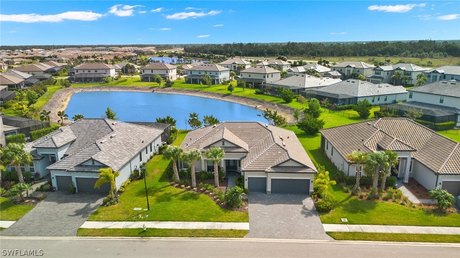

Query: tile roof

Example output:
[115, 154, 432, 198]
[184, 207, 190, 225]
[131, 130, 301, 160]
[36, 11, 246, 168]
[308, 79, 407, 98]
[143, 63, 176, 70]
[303, 63, 331, 73]
[219, 57, 251, 65]
[392, 63, 430, 72]
[257, 60, 290, 66]
[332, 61, 375, 69]
[242, 66, 280, 74]
[0, 74, 24, 85]
[427, 66, 460, 76]
[410, 80, 460, 98]
[30, 119, 163, 172]
[5, 70, 32, 80]
[267, 74, 341, 90]
[181, 122, 316, 173]
[321, 117, 460, 175]
[16, 63, 53, 73]
[187, 64, 229, 72]
[73, 63, 114, 70]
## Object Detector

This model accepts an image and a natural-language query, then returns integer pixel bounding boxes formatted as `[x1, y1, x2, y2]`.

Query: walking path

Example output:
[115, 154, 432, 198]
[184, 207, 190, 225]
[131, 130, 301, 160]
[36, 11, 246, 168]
[396, 181, 436, 205]
[0, 221, 16, 228]
[80, 221, 250, 230]
[323, 224, 460, 235]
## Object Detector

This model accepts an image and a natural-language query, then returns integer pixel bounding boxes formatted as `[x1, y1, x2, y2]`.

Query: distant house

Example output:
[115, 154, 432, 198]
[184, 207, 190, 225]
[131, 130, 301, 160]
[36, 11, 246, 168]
[117, 61, 140, 74]
[219, 57, 251, 72]
[303, 63, 331, 75]
[0, 73, 26, 89]
[331, 61, 375, 79]
[368, 63, 429, 85]
[307, 79, 407, 105]
[240, 66, 281, 87]
[26, 119, 164, 193]
[185, 64, 230, 84]
[324, 70, 342, 79]
[180, 122, 317, 194]
[425, 66, 460, 83]
[141, 63, 177, 82]
[321, 118, 460, 196]
[43, 61, 67, 73]
[257, 60, 291, 71]
[71, 63, 117, 83]
[382, 80, 460, 127]
[266, 74, 341, 95]
[0, 86, 16, 104]
[16, 63, 53, 76]
[1, 115, 49, 141]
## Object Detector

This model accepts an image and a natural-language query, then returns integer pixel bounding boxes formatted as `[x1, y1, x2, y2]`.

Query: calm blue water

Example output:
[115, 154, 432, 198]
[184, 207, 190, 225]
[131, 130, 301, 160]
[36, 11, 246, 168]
[66, 91, 267, 129]
[149, 56, 208, 64]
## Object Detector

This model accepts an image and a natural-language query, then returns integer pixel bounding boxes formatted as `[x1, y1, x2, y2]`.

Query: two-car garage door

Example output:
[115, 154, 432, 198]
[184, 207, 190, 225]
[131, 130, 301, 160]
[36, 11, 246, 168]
[55, 176, 109, 195]
[247, 177, 310, 194]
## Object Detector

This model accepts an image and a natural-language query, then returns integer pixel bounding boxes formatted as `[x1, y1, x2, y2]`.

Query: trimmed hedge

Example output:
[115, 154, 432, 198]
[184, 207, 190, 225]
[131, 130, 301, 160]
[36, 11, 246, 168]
[30, 125, 60, 141]
[344, 176, 397, 188]
[6, 134, 26, 144]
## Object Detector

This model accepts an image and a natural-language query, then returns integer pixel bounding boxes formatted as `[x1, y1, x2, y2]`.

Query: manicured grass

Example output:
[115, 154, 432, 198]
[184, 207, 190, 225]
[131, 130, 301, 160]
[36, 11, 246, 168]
[439, 129, 460, 142]
[77, 228, 248, 238]
[88, 131, 248, 222]
[32, 85, 61, 111]
[328, 232, 460, 243]
[0, 197, 34, 221]
[71, 76, 160, 88]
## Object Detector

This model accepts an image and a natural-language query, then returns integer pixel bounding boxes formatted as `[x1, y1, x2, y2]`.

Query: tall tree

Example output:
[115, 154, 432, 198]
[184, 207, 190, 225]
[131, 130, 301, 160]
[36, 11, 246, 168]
[305, 98, 321, 118]
[380, 150, 399, 191]
[203, 115, 220, 127]
[391, 71, 404, 85]
[105, 107, 117, 120]
[188, 112, 202, 129]
[156, 116, 177, 127]
[205, 147, 225, 187]
[163, 146, 183, 182]
[95, 167, 120, 199]
[182, 149, 202, 188]
[2, 143, 32, 183]
[57, 110, 68, 126]
[39, 110, 51, 122]
[353, 99, 372, 119]
[364, 151, 386, 198]
[347, 151, 368, 195]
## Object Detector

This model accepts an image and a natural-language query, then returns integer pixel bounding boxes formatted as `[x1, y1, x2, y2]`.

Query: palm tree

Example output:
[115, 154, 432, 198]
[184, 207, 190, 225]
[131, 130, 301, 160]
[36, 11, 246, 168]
[163, 146, 183, 182]
[72, 114, 85, 121]
[57, 110, 68, 125]
[380, 150, 399, 191]
[39, 110, 51, 122]
[347, 151, 368, 195]
[391, 71, 404, 85]
[182, 149, 202, 188]
[364, 151, 386, 198]
[416, 73, 427, 86]
[2, 143, 32, 183]
[205, 147, 225, 187]
[95, 167, 119, 199]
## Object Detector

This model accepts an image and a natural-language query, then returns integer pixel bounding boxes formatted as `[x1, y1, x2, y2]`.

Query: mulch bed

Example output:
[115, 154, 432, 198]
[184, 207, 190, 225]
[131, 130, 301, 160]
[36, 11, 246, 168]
[404, 179, 431, 199]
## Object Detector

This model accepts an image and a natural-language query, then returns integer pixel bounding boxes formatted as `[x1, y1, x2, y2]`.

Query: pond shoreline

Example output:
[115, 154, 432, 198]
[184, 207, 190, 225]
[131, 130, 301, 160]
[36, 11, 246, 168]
[43, 86, 295, 124]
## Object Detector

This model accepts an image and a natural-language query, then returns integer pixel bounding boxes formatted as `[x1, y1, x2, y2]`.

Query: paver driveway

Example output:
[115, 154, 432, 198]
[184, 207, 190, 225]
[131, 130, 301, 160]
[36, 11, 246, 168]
[246, 193, 331, 240]
[2, 192, 102, 236]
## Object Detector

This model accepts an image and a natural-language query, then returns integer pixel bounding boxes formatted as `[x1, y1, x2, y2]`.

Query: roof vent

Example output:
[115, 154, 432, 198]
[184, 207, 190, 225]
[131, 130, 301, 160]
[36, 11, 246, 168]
[279, 136, 283, 140]
[212, 124, 217, 128]
[265, 124, 269, 127]
[367, 122, 371, 125]
[110, 134, 116, 139]
[100, 139, 106, 144]
[282, 142, 286, 147]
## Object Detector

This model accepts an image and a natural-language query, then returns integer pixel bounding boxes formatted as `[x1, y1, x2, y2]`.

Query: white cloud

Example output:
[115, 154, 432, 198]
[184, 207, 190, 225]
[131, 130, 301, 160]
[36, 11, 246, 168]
[151, 8, 163, 13]
[109, 4, 142, 17]
[138, 10, 147, 14]
[196, 34, 210, 38]
[166, 10, 221, 20]
[437, 14, 460, 20]
[368, 3, 426, 13]
[159, 27, 171, 31]
[0, 11, 103, 23]
[329, 32, 347, 35]
[185, 7, 203, 11]
[213, 24, 224, 27]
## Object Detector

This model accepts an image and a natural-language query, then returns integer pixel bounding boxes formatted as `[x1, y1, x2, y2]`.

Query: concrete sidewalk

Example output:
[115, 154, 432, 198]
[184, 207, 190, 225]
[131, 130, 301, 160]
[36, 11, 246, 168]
[81, 221, 250, 230]
[0, 221, 16, 228]
[323, 224, 460, 235]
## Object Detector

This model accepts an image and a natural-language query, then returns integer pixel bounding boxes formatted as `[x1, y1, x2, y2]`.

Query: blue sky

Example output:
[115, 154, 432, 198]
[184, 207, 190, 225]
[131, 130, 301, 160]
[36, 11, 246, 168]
[0, 0, 459, 45]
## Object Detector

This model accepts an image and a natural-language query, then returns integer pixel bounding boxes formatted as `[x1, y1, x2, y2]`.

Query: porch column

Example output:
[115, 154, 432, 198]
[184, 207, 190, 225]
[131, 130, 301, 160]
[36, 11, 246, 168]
[201, 158, 205, 172]
[403, 156, 411, 183]
[221, 159, 225, 174]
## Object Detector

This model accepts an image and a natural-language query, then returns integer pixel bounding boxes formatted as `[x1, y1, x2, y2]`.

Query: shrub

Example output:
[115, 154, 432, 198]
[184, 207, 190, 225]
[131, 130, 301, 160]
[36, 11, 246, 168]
[0, 187, 6, 196]
[333, 104, 355, 111]
[224, 186, 244, 208]
[158, 145, 167, 154]
[69, 183, 76, 194]
[430, 188, 454, 213]
[279, 88, 295, 103]
[344, 176, 397, 188]
[315, 196, 336, 213]
[30, 125, 60, 141]
[296, 95, 307, 104]
[198, 171, 214, 181]
[227, 84, 234, 93]
[6, 134, 26, 144]
[353, 99, 372, 119]
[305, 98, 321, 118]
[236, 176, 244, 188]
[7, 183, 30, 201]
[41, 184, 51, 192]
[255, 89, 265, 95]
[297, 115, 325, 135]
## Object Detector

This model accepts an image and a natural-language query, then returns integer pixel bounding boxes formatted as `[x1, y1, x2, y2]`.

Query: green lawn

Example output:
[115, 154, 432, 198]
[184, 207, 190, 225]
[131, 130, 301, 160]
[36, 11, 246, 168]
[32, 85, 61, 111]
[438, 129, 460, 142]
[78, 228, 248, 238]
[71, 75, 160, 88]
[328, 232, 460, 243]
[0, 197, 34, 221]
[89, 131, 248, 222]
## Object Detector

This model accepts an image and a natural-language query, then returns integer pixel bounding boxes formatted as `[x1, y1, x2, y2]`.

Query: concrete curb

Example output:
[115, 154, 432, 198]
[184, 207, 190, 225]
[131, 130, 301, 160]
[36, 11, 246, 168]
[81, 221, 250, 230]
[323, 224, 460, 235]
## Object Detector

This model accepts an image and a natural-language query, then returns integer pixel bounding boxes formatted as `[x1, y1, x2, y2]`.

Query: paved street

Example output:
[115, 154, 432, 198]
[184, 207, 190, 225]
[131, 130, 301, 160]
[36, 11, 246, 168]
[246, 193, 330, 239]
[1, 237, 459, 258]
[1, 192, 102, 236]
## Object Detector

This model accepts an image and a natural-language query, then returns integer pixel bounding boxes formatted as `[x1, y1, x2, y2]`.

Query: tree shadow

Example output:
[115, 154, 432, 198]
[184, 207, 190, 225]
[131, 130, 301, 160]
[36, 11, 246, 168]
[342, 199, 377, 214]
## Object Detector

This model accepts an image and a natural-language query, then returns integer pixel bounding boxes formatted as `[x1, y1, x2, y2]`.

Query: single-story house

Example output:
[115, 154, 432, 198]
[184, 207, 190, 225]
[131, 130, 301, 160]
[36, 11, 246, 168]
[70, 63, 117, 83]
[185, 64, 230, 84]
[306, 79, 407, 105]
[265, 74, 341, 95]
[0, 73, 25, 90]
[219, 57, 251, 72]
[15, 63, 54, 75]
[1, 115, 49, 140]
[240, 66, 281, 87]
[26, 119, 164, 194]
[321, 118, 460, 196]
[0, 86, 16, 104]
[180, 122, 317, 194]
[141, 63, 177, 81]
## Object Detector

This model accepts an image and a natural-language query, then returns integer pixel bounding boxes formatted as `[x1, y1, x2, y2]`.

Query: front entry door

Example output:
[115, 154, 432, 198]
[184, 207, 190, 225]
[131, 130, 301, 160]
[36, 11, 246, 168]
[225, 160, 239, 172]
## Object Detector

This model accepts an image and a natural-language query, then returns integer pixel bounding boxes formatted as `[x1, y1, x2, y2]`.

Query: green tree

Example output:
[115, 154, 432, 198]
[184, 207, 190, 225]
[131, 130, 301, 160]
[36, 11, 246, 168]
[201, 74, 212, 86]
[415, 73, 427, 86]
[105, 107, 117, 120]
[156, 116, 177, 127]
[164, 79, 174, 88]
[380, 150, 398, 191]
[203, 115, 220, 127]
[262, 109, 287, 126]
[182, 149, 202, 188]
[391, 71, 404, 85]
[26, 90, 39, 107]
[305, 98, 321, 118]
[95, 167, 120, 200]
[188, 112, 202, 129]
[163, 146, 183, 182]
[313, 166, 336, 199]
[429, 189, 454, 213]
[205, 147, 225, 187]
[297, 115, 325, 135]
[230, 71, 236, 80]
[2, 143, 32, 183]
[279, 88, 294, 103]
[7, 183, 31, 202]
[237, 80, 246, 91]
[39, 110, 51, 122]
[60, 79, 71, 88]
[404, 108, 423, 120]
[281, 71, 288, 78]
[72, 114, 85, 121]
[227, 84, 234, 94]
[357, 74, 366, 81]
[353, 99, 372, 119]
[347, 151, 368, 195]
[364, 151, 386, 198]
[153, 74, 163, 86]
[57, 110, 68, 125]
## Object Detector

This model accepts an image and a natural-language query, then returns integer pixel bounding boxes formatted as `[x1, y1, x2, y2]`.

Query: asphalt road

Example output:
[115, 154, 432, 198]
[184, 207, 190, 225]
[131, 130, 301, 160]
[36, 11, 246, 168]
[1, 237, 459, 258]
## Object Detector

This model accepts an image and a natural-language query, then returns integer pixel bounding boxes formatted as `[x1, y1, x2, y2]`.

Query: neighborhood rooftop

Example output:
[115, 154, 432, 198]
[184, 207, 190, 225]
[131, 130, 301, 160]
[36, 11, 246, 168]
[73, 63, 114, 70]
[410, 80, 460, 98]
[188, 63, 229, 72]
[332, 61, 375, 69]
[427, 65, 460, 75]
[143, 63, 176, 70]
[307, 79, 407, 98]
[268, 74, 341, 89]
[242, 66, 280, 74]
